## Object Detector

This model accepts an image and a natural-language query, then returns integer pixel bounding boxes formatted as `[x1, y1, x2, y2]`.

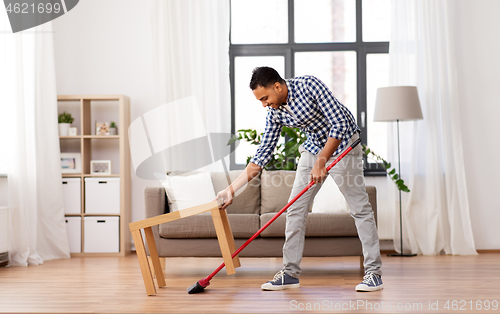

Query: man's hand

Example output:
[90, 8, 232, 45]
[311, 159, 328, 184]
[311, 137, 342, 184]
[214, 186, 234, 210]
[213, 162, 262, 210]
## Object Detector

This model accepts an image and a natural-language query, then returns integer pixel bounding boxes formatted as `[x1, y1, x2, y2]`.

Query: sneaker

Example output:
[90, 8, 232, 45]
[355, 273, 384, 292]
[261, 269, 300, 291]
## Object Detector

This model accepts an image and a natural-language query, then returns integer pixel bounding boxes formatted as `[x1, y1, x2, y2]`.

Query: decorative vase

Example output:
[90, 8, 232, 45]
[109, 127, 117, 135]
[58, 123, 71, 136]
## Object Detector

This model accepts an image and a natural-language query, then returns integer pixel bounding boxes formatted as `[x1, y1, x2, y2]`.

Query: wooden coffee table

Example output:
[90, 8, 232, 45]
[129, 201, 240, 295]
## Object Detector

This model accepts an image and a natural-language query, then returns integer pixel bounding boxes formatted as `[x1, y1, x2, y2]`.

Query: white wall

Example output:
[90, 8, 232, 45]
[51, 0, 500, 249]
[454, 0, 500, 250]
[52, 0, 161, 225]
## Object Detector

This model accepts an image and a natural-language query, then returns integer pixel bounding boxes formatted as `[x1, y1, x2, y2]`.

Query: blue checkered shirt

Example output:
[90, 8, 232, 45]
[250, 75, 360, 168]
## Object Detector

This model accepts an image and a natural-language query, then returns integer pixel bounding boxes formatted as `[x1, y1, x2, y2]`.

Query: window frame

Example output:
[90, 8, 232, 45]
[229, 0, 389, 176]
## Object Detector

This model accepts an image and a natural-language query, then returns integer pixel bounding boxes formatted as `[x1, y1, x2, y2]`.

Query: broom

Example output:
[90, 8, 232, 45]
[188, 138, 361, 294]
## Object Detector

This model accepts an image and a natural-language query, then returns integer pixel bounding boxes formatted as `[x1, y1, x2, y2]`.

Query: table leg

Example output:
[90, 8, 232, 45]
[144, 227, 166, 287]
[131, 229, 156, 295]
[211, 207, 236, 275]
[219, 208, 241, 268]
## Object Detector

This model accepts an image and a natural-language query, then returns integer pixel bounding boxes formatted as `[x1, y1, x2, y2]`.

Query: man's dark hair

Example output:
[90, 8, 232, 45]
[249, 66, 285, 90]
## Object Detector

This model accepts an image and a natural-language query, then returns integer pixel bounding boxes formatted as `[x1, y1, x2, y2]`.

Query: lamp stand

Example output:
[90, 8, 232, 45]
[388, 119, 417, 257]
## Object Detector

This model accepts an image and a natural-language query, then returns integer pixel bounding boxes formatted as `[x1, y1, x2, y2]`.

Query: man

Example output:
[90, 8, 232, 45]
[215, 67, 383, 292]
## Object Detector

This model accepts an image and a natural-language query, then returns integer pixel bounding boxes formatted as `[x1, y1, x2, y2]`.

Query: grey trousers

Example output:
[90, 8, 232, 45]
[283, 133, 382, 277]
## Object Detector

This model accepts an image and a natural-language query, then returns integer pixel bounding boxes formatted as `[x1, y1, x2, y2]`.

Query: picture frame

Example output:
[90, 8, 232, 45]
[60, 153, 82, 174]
[95, 122, 110, 136]
[68, 127, 78, 136]
[90, 160, 112, 175]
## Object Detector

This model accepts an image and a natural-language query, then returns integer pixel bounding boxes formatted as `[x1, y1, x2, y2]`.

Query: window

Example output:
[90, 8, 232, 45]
[230, 0, 391, 174]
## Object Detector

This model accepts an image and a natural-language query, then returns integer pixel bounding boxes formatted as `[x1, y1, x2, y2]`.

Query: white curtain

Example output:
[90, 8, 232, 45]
[0, 17, 70, 265]
[150, 0, 231, 173]
[388, 0, 477, 255]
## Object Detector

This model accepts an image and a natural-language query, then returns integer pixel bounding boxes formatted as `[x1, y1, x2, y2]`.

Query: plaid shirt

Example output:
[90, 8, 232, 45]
[250, 75, 360, 168]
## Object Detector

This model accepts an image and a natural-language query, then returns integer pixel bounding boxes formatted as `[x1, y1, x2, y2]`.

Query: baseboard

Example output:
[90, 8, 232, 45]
[380, 250, 397, 254]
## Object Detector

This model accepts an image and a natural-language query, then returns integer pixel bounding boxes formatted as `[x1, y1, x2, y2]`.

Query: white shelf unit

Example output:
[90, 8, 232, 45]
[0, 206, 8, 266]
[58, 95, 131, 257]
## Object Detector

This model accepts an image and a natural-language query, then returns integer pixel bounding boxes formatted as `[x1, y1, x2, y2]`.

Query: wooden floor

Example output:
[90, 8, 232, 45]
[0, 253, 499, 313]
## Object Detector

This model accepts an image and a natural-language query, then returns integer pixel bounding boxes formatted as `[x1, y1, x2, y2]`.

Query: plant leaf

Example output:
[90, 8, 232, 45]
[227, 136, 239, 145]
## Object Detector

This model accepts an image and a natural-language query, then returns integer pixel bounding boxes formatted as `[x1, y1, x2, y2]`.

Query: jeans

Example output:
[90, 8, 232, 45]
[282, 132, 382, 277]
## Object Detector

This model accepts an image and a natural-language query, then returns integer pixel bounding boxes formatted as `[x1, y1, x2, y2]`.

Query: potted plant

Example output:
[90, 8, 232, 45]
[109, 121, 117, 135]
[58, 111, 74, 136]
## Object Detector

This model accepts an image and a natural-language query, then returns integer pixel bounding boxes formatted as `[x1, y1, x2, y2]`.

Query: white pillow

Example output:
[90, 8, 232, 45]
[161, 172, 216, 212]
[311, 176, 349, 213]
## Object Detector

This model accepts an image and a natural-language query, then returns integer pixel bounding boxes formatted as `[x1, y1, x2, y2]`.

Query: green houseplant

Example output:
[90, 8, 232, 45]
[58, 111, 74, 136]
[361, 144, 410, 192]
[229, 126, 306, 170]
[109, 121, 117, 135]
[230, 127, 410, 192]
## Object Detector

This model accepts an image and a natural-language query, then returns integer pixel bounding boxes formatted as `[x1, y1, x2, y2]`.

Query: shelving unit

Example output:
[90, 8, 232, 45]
[58, 95, 131, 257]
[0, 206, 8, 266]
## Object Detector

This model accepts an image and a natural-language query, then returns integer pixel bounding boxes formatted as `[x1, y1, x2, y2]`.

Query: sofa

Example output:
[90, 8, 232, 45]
[144, 170, 377, 265]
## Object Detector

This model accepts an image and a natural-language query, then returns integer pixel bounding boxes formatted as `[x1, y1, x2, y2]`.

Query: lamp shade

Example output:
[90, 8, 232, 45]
[374, 86, 423, 122]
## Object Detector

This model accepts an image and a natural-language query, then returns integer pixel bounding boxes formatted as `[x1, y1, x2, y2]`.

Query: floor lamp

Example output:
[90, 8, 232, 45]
[374, 86, 423, 257]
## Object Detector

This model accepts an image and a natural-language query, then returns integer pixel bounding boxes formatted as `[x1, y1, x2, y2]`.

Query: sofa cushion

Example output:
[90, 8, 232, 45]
[159, 213, 260, 239]
[260, 170, 296, 214]
[211, 171, 261, 215]
[161, 172, 216, 212]
[311, 176, 349, 213]
[259, 212, 358, 237]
